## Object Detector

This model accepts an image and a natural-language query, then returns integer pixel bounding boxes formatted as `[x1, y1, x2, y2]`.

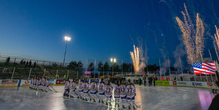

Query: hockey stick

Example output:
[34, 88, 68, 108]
[50, 86, 58, 92]
[133, 103, 141, 108]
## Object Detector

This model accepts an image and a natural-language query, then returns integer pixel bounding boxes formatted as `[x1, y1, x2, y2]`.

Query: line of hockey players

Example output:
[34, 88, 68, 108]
[29, 75, 52, 92]
[64, 78, 138, 109]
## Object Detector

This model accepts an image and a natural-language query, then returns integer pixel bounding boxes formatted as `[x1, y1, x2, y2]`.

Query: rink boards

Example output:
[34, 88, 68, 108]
[157, 80, 218, 89]
[0, 79, 217, 90]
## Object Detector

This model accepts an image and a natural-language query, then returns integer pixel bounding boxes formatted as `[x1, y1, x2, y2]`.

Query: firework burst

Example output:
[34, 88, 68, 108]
[176, 3, 205, 64]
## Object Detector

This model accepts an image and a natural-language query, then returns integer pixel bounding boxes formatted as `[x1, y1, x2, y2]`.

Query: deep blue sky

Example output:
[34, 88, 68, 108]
[0, 0, 219, 66]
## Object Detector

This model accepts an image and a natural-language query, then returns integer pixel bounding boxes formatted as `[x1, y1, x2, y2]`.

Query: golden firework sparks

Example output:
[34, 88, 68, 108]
[176, 3, 205, 64]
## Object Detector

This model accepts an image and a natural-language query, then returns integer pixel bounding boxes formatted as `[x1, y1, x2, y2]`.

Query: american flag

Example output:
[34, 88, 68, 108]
[193, 62, 216, 75]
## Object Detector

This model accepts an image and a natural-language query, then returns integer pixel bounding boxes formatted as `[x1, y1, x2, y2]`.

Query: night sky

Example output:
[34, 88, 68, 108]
[0, 0, 219, 67]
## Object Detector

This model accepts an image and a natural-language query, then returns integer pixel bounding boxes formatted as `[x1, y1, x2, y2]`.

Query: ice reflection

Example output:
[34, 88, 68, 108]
[198, 90, 215, 110]
[135, 87, 142, 110]
[0, 86, 216, 110]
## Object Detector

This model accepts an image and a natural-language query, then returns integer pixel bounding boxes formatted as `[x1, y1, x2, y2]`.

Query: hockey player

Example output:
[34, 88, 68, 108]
[42, 77, 46, 91]
[113, 80, 120, 107]
[39, 77, 42, 91]
[105, 80, 113, 106]
[120, 79, 127, 108]
[36, 77, 40, 90]
[90, 78, 98, 102]
[33, 76, 36, 90]
[98, 78, 105, 104]
[83, 78, 89, 101]
[126, 79, 136, 109]
[111, 80, 120, 107]
[69, 79, 77, 98]
[45, 77, 50, 92]
[29, 76, 34, 89]
[64, 78, 70, 96]
[78, 78, 84, 99]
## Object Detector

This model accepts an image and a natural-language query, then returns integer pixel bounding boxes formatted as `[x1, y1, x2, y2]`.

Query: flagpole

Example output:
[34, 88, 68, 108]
[103, 60, 105, 78]
[205, 71, 208, 82]
[200, 52, 204, 82]
[190, 55, 196, 82]
[168, 57, 171, 80]
[94, 59, 96, 79]
[159, 58, 161, 79]
[215, 61, 219, 81]
[214, 43, 219, 62]
[209, 49, 213, 82]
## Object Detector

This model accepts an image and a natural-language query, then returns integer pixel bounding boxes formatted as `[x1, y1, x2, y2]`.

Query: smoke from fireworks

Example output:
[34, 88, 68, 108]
[176, 3, 205, 64]
[214, 25, 219, 50]
[130, 45, 146, 73]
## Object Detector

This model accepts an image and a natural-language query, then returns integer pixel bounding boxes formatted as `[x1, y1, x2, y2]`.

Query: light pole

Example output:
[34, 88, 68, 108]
[110, 58, 116, 76]
[63, 36, 71, 67]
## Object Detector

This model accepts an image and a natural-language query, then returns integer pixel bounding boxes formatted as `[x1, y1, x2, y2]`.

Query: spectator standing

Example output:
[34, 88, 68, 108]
[26, 61, 29, 67]
[174, 77, 177, 81]
[138, 78, 142, 86]
[143, 77, 146, 86]
[153, 77, 156, 86]
[23, 61, 26, 66]
[29, 60, 32, 67]
[180, 76, 183, 81]
[20, 59, 23, 65]
[34, 62, 36, 68]
[5, 57, 10, 66]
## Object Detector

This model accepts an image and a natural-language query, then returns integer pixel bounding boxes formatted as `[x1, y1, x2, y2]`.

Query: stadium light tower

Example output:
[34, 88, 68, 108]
[110, 58, 116, 76]
[63, 36, 71, 67]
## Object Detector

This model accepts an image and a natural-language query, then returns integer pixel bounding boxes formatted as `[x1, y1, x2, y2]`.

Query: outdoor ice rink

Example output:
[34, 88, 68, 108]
[0, 85, 215, 110]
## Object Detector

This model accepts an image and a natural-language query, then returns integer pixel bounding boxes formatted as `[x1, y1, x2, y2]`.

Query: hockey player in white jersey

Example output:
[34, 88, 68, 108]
[126, 79, 136, 109]
[78, 78, 84, 99]
[83, 78, 89, 101]
[39, 77, 42, 90]
[98, 78, 105, 104]
[90, 78, 98, 102]
[29, 76, 34, 89]
[64, 78, 70, 96]
[105, 80, 113, 106]
[45, 77, 50, 92]
[36, 77, 40, 90]
[120, 79, 127, 108]
[69, 79, 77, 98]
[42, 77, 46, 91]
[110, 80, 120, 107]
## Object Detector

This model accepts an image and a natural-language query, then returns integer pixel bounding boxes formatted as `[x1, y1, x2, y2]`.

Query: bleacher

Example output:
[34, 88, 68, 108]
[0, 57, 80, 80]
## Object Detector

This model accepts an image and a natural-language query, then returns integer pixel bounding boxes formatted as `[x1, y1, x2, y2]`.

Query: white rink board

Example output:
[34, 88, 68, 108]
[170, 81, 217, 89]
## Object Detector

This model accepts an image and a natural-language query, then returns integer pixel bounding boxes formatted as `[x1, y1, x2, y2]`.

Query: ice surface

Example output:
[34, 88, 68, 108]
[0, 85, 215, 110]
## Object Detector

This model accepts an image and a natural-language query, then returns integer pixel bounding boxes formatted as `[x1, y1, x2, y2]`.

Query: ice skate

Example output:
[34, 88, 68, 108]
[122, 105, 126, 109]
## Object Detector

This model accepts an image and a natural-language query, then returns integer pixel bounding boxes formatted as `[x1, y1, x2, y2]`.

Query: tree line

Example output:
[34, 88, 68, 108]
[65, 61, 180, 73]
